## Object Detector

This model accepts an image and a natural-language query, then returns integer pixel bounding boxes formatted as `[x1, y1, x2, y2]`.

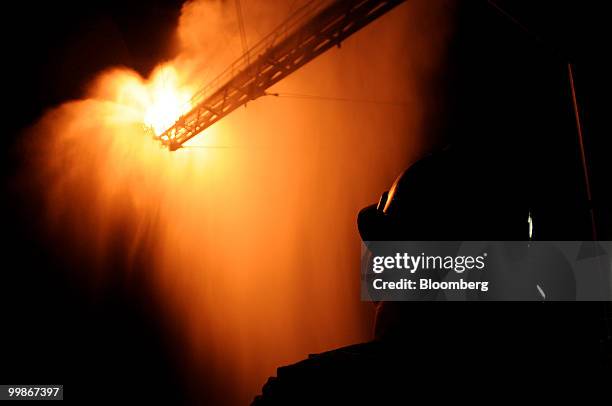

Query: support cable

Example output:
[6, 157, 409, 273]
[265, 92, 411, 106]
[235, 0, 250, 65]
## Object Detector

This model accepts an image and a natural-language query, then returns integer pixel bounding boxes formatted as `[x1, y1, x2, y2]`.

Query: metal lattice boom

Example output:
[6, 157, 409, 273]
[158, 0, 406, 151]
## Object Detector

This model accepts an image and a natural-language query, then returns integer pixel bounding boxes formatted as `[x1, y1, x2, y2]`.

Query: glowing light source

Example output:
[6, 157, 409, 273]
[143, 65, 193, 137]
[528, 210, 533, 240]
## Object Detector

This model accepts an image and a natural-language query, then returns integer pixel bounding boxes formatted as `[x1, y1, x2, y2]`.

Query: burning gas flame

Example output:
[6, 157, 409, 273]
[143, 65, 193, 138]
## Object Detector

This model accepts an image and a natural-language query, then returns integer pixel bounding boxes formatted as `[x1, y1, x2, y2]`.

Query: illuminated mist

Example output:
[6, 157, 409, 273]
[25, 0, 454, 404]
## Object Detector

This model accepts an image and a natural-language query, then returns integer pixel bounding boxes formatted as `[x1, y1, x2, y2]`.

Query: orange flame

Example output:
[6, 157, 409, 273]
[143, 65, 193, 137]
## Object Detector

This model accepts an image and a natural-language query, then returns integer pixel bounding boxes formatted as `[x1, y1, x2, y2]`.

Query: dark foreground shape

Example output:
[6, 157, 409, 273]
[253, 323, 612, 405]
[252, 328, 610, 405]
[253, 147, 611, 404]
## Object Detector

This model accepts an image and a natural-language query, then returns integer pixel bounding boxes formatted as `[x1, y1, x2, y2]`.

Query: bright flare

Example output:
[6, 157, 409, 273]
[143, 65, 193, 137]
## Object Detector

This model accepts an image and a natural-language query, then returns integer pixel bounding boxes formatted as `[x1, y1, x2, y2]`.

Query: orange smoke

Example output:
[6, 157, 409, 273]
[25, 0, 454, 404]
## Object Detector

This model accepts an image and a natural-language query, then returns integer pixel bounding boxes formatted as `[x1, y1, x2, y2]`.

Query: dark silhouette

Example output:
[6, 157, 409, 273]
[253, 148, 611, 404]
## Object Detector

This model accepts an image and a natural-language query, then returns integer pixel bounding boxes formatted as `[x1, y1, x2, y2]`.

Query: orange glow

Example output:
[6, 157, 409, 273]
[24, 1, 453, 404]
[143, 65, 193, 137]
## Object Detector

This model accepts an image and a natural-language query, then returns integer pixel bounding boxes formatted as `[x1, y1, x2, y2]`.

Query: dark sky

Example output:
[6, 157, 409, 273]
[3, 0, 182, 143]
[1, 1, 610, 403]
[446, 0, 611, 240]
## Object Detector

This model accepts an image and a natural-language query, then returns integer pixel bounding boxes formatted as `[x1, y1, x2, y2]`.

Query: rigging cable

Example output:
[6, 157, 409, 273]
[264, 92, 411, 107]
[235, 0, 250, 65]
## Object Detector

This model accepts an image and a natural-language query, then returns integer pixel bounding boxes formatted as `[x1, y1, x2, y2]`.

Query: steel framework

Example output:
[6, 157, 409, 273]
[156, 0, 406, 150]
